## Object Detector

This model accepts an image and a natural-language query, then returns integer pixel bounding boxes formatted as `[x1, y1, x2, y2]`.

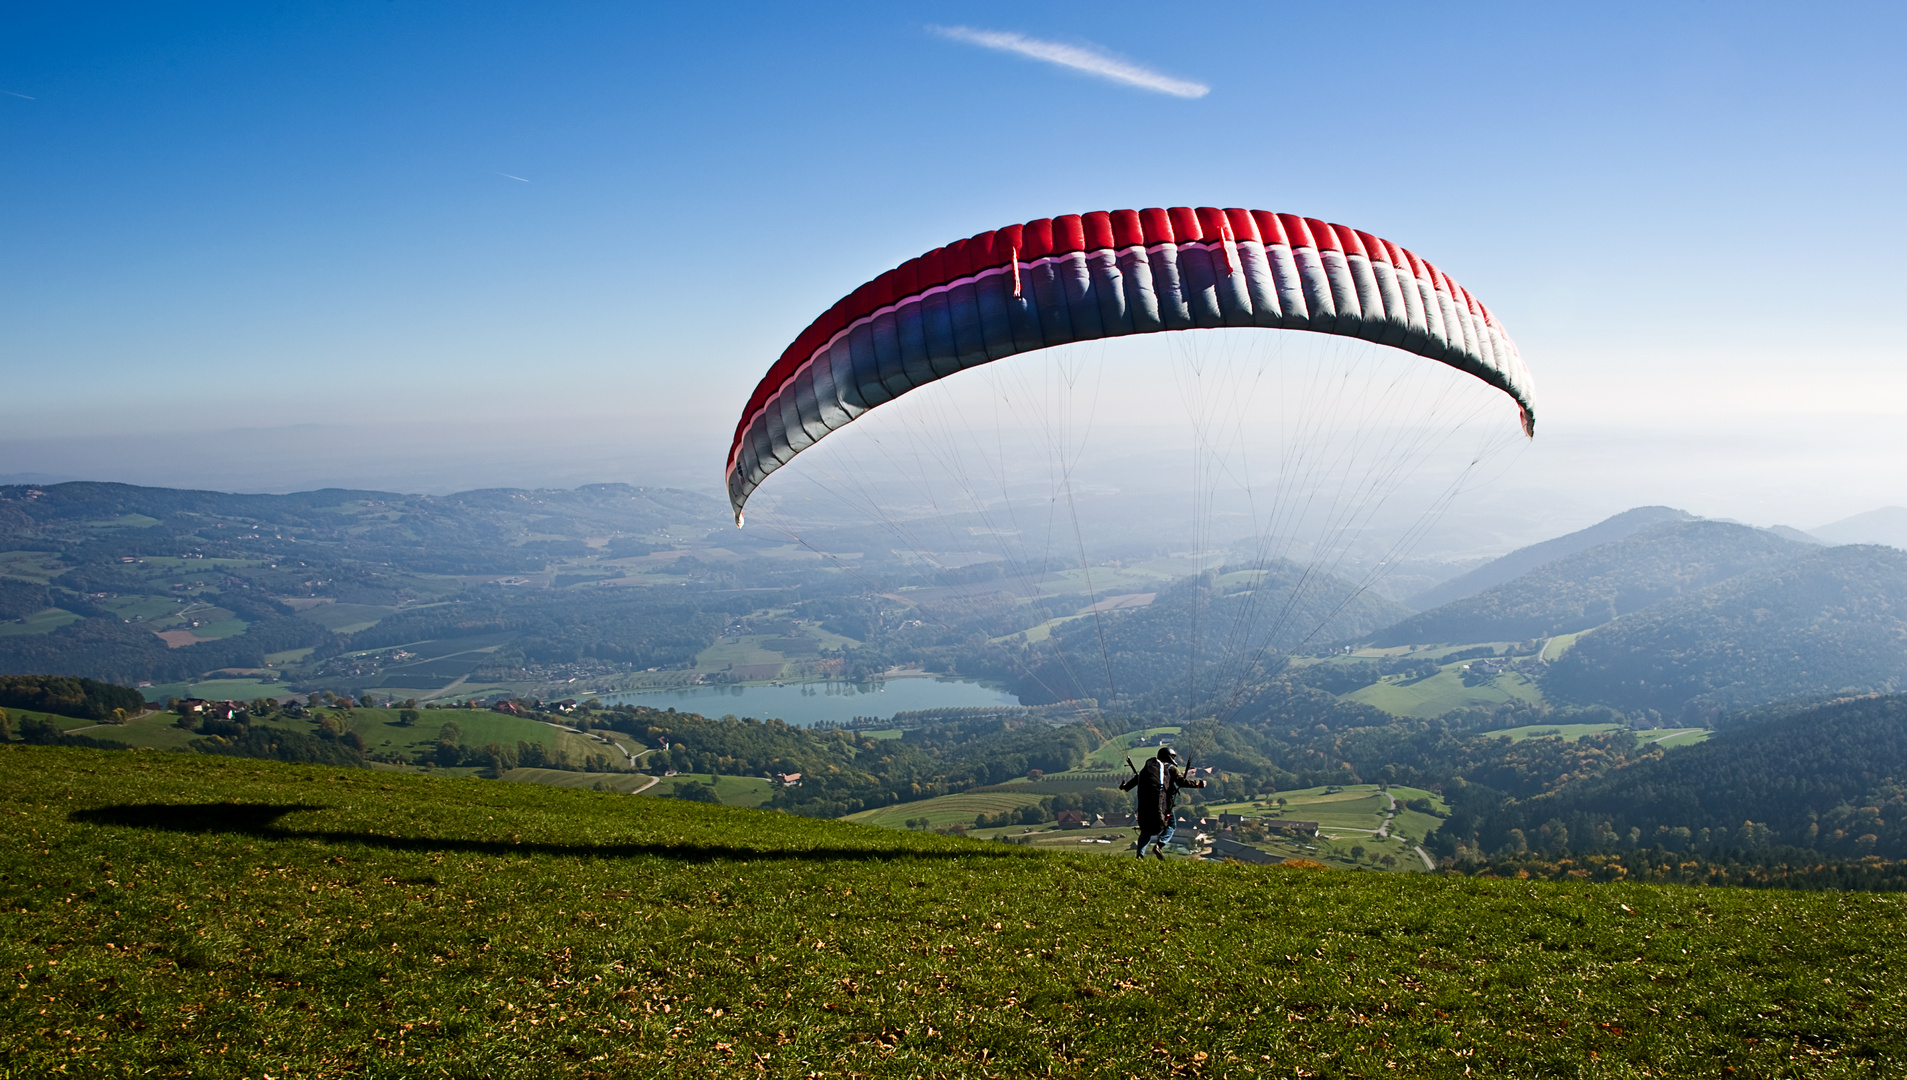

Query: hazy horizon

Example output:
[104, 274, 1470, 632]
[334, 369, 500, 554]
[5, 1, 1904, 549]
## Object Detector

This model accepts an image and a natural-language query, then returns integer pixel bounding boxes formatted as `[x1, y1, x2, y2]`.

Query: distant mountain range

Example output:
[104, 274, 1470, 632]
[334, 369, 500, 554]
[1355, 502, 1907, 719]
[1813, 507, 1907, 549]
[1370, 519, 1806, 647]
[1405, 506, 1695, 611]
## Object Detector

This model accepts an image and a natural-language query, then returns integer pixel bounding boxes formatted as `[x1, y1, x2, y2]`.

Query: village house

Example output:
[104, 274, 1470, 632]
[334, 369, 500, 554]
[774, 772, 803, 786]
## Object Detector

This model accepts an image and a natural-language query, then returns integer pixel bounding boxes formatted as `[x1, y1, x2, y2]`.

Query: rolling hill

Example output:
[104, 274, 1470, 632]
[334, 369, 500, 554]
[1542, 545, 1907, 716]
[1406, 505, 1695, 611]
[1368, 520, 1806, 647]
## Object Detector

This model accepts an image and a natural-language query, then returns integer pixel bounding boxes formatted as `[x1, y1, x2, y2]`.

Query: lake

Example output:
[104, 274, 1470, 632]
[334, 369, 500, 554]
[601, 677, 1021, 727]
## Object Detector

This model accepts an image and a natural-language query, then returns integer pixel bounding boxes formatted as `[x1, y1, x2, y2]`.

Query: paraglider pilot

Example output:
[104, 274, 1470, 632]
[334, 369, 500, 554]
[1121, 747, 1206, 859]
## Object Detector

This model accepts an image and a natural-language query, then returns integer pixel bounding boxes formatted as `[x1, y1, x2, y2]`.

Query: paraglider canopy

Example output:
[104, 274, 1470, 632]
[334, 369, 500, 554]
[726, 206, 1534, 524]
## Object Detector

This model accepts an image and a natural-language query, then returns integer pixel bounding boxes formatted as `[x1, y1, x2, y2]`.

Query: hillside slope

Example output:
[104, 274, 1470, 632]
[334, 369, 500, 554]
[1015, 562, 1410, 705]
[1543, 545, 1907, 715]
[1370, 520, 1805, 646]
[5, 747, 1905, 1078]
[1407, 505, 1695, 611]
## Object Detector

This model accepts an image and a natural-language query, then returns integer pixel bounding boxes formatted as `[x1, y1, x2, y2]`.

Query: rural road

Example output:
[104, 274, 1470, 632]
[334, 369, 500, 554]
[541, 717, 659, 792]
[1382, 792, 1438, 868]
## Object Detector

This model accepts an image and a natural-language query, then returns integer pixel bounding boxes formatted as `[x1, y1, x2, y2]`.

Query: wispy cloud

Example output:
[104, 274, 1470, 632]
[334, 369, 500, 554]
[3, 90, 35, 100]
[930, 25, 1208, 99]
[496, 173, 530, 183]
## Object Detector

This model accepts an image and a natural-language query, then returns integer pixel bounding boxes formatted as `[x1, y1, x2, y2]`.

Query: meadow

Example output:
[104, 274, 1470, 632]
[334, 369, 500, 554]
[3, 746, 1901, 1078]
[1345, 665, 1545, 718]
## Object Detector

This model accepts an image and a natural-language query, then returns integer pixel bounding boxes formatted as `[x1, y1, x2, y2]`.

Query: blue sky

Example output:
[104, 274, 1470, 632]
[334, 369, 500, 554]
[3, 2, 1903, 529]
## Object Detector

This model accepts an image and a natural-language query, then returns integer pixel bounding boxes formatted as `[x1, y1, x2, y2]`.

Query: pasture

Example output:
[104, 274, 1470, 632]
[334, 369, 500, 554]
[844, 789, 1051, 830]
[640, 773, 778, 808]
[3, 746, 1901, 1078]
[1346, 664, 1545, 718]
[501, 767, 656, 794]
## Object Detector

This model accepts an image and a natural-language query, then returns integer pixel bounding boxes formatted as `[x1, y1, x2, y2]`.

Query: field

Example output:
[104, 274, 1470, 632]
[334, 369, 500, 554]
[1637, 727, 1711, 748]
[3, 747, 1904, 1078]
[0, 607, 83, 637]
[1346, 664, 1545, 718]
[1080, 726, 1182, 769]
[1205, 784, 1449, 871]
[501, 768, 657, 794]
[641, 774, 778, 808]
[1480, 723, 1712, 748]
[844, 790, 1054, 830]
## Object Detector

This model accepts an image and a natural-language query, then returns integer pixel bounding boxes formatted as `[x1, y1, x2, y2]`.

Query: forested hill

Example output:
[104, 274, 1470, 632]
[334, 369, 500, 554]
[1542, 544, 1907, 717]
[1446, 693, 1907, 861]
[1407, 506, 1694, 611]
[1008, 561, 1410, 706]
[1368, 520, 1805, 647]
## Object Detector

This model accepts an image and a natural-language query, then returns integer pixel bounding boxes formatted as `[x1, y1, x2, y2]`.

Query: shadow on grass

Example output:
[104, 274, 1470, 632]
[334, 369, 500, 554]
[69, 802, 1028, 864]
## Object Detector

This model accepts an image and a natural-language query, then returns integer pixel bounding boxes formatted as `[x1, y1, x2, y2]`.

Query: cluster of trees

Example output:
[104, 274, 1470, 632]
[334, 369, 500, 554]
[587, 702, 1103, 817]
[0, 674, 145, 721]
[1428, 694, 1907, 869]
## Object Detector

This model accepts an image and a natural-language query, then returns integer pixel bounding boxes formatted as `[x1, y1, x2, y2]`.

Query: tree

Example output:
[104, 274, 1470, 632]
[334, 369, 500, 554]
[398, 708, 420, 727]
[0, 707, 11, 742]
[1351, 844, 1367, 861]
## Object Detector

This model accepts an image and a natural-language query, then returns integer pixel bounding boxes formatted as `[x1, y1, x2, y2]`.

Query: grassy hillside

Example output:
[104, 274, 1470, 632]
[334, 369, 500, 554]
[1345, 664, 1544, 717]
[1543, 545, 1907, 716]
[1370, 520, 1804, 647]
[4, 747, 1904, 1078]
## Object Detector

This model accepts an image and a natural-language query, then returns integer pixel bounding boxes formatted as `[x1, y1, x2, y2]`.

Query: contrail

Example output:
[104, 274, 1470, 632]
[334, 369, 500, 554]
[497, 173, 530, 183]
[930, 25, 1208, 99]
[3, 90, 35, 100]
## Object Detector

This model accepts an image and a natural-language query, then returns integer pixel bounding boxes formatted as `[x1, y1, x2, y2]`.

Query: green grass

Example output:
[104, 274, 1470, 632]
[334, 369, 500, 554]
[1081, 726, 1182, 770]
[1482, 722, 1626, 743]
[1478, 725, 1711, 749]
[0, 607, 83, 637]
[294, 603, 397, 634]
[1543, 631, 1584, 660]
[693, 638, 789, 680]
[3, 747, 1904, 1078]
[60, 711, 203, 751]
[140, 678, 287, 704]
[845, 790, 1049, 829]
[1346, 665, 1545, 718]
[1636, 727, 1710, 748]
[500, 768, 657, 794]
[334, 709, 605, 766]
[639, 774, 777, 808]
